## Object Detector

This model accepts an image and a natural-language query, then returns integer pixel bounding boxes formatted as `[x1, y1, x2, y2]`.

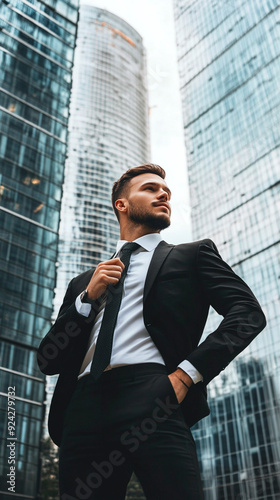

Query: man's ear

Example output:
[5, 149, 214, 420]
[115, 198, 128, 216]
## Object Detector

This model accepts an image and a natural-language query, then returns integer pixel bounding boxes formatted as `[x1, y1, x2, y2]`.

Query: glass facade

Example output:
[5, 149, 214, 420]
[46, 2, 149, 444]
[53, 5, 149, 315]
[173, 0, 280, 498]
[0, 0, 78, 497]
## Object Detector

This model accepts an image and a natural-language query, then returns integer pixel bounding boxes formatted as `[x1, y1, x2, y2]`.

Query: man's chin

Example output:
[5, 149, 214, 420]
[128, 210, 171, 231]
[147, 215, 171, 231]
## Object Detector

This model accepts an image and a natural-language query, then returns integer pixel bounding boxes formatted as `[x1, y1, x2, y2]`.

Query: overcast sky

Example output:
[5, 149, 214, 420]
[81, 0, 192, 243]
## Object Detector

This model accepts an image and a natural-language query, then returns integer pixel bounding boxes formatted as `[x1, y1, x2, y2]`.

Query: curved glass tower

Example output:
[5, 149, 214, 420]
[173, 0, 280, 498]
[0, 0, 78, 497]
[45, 4, 149, 451]
[53, 5, 150, 313]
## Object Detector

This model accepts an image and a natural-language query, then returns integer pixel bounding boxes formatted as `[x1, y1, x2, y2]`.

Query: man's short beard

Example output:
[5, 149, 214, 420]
[128, 204, 170, 231]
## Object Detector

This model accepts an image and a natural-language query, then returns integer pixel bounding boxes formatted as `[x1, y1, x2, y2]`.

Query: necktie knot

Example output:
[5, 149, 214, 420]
[119, 242, 140, 260]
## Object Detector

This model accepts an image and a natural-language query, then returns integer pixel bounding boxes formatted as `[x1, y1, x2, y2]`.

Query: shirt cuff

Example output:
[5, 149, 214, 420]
[75, 293, 91, 317]
[178, 360, 203, 384]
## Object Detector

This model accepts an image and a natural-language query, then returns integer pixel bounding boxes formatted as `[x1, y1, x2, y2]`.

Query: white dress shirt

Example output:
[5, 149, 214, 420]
[76, 233, 203, 383]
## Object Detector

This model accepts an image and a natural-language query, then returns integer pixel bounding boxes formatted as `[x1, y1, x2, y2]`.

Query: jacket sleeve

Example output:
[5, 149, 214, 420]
[37, 278, 98, 376]
[186, 239, 266, 385]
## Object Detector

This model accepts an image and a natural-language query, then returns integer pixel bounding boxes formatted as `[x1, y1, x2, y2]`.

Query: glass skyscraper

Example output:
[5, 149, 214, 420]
[53, 4, 150, 313]
[173, 0, 280, 498]
[46, 0, 149, 462]
[0, 0, 78, 497]
[44, 9, 149, 498]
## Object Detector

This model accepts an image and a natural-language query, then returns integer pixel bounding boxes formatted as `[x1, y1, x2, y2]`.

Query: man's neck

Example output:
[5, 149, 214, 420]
[119, 225, 160, 242]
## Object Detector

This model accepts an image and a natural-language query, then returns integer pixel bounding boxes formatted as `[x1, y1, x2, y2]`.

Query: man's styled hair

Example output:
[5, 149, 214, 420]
[111, 163, 166, 220]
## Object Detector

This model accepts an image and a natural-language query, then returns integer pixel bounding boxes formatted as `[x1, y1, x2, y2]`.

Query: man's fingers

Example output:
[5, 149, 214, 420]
[106, 276, 122, 285]
[97, 265, 124, 276]
[94, 259, 125, 276]
[89, 262, 124, 286]
[86, 258, 126, 299]
[102, 257, 125, 268]
[99, 270, 123, 280]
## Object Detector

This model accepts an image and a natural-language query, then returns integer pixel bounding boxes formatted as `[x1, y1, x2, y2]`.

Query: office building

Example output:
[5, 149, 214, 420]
[0, 0, 78, 497]
[53, 5, 149, 316]
[44, 13, 149, 487]
[173, 0, 280, 497]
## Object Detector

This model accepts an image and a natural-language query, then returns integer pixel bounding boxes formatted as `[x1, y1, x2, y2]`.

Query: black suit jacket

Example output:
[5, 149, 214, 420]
[37, 239, 266, 446]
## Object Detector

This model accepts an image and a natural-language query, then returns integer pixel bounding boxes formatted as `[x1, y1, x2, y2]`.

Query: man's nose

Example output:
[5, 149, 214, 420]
[157, 189, 168, 200]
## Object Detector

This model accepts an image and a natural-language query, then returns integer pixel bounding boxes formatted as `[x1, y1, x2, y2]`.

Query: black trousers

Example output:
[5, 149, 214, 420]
[59, 363, 204, 500]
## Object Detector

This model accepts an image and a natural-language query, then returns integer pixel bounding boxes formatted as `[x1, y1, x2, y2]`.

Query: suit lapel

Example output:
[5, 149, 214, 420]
[143, 240, 174, 302]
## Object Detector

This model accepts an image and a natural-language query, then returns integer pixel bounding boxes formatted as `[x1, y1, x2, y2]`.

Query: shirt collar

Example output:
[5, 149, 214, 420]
[116, 233, 162, 253]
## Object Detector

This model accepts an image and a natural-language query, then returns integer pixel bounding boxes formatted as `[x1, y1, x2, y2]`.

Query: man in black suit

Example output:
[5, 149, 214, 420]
[38, 164, 266, 500]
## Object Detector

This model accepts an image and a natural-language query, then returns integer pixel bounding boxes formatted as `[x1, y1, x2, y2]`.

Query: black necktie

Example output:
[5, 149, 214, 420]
[90, 242, 140, 381]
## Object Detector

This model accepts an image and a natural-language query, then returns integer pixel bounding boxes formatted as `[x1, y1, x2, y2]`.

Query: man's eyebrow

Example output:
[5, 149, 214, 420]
[142, 181, 172, 196]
